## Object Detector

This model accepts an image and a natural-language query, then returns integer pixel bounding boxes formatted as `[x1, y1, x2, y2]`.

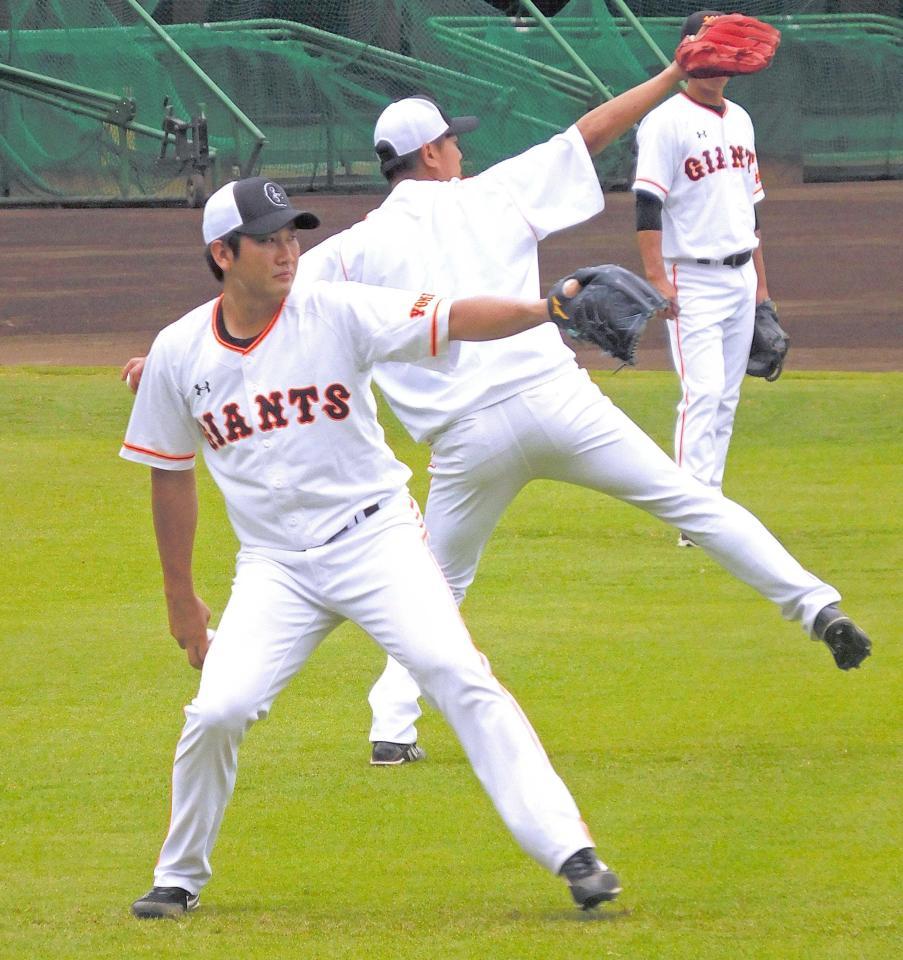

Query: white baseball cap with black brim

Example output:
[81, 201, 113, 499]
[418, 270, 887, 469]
[373, 97, 479, 175]
[202, 176, 320, 245]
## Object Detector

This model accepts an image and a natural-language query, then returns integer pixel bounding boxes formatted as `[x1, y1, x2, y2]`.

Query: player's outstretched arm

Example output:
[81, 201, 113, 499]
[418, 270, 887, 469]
[576, 61, 687, 156]
[447, 297, 548, 342]
[151, 467, 211, 669]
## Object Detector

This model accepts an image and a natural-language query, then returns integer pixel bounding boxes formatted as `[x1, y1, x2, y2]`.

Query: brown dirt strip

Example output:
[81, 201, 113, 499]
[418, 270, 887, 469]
[1, 180, 900, 370]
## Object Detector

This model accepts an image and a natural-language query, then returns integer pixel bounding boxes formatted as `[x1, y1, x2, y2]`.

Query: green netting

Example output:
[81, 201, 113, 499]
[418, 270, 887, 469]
[0, 0, 900, 203]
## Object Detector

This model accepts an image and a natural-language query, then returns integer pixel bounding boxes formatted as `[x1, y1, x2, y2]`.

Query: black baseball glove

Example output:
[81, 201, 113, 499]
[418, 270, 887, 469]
[547, 264, 668, 365]
[747, 299, 790, 381]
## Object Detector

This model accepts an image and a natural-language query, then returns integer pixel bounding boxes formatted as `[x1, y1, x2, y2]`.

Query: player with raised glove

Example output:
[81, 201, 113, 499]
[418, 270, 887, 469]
[547, 264, 669, 365]
[747, 298, 790, 380]
[676, 11, 781, 79]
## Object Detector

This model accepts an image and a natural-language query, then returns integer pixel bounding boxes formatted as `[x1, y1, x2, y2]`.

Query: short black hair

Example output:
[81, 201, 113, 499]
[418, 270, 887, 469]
[681, 10, 724, 39]
[204, 231, 242, 282]
[376, 143, 419, 182]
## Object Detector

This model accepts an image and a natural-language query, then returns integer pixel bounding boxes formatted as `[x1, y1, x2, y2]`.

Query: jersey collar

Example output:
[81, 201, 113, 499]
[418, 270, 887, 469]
[211, 294, 286, 354]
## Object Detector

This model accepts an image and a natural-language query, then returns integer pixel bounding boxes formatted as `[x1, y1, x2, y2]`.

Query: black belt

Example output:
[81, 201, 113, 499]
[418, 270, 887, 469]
[324, 502, 380, 545]
[695, 250, 752, 268]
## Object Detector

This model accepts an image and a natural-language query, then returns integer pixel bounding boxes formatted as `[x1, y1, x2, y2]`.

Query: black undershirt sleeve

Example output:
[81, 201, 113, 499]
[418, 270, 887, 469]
[635, 190, 663, 231]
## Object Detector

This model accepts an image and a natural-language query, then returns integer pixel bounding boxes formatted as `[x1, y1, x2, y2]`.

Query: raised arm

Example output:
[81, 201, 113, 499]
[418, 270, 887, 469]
[576, 62, 687, 156]
[151, 467, 211, 669]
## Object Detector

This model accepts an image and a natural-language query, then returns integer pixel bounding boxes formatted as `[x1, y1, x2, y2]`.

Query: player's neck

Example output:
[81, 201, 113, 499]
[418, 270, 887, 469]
[220, 289, 284, 340]
[686, 78, 728, 107]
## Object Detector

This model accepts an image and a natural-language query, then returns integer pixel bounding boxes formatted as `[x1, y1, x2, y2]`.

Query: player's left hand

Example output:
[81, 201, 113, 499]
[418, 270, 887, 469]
[121, 356, 146, 394]
[547, 264, 669, 365]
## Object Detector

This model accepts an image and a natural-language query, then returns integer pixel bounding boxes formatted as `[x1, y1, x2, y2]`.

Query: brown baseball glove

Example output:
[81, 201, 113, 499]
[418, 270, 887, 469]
[676, 14, 781, 78]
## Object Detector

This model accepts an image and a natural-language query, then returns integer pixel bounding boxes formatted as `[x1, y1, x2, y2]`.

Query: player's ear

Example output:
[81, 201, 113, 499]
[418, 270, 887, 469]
[209, 237, 236, 273]
[419, 140, 442, 176]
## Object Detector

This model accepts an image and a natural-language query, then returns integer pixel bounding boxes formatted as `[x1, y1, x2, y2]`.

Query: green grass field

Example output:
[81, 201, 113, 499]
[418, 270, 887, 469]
[1, 367, 899, 960]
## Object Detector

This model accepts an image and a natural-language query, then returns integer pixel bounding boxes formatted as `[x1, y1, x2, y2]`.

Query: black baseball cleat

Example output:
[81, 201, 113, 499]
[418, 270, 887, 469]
[370, 741, 427, 766]
[559, 847, 622, 910]
[131, 885, 199, 919]
[812, 604, 872, 670]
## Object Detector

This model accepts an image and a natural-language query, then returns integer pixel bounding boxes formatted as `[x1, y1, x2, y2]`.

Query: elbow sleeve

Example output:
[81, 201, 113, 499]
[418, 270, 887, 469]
[635, 191, 663, 231]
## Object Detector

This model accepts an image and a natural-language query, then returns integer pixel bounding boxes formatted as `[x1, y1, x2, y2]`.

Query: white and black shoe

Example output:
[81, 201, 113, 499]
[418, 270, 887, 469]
[812, 604, 871, 670]
[131, 885, 199, 919]
[559, 847, 622, 909]
[677, 532, 697, 548]
[370, 741, 426, 766]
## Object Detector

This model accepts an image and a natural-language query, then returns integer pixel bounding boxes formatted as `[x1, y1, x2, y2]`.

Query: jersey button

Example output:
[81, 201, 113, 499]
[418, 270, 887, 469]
[263, 440, 272, 449]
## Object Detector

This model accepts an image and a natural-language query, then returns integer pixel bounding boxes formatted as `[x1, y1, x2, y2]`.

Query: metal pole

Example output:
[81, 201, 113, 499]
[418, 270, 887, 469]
[121, 0, 267, 150]
[606, 0, 673, 69]
[514, 0, 614, 101]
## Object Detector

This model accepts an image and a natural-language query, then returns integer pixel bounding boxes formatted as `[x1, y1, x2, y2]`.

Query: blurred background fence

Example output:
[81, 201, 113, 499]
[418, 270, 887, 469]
[1, 0, 900, 204]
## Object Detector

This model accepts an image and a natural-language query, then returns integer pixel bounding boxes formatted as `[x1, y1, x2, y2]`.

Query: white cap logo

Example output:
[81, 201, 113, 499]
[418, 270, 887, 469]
[264, 182, 287, 207]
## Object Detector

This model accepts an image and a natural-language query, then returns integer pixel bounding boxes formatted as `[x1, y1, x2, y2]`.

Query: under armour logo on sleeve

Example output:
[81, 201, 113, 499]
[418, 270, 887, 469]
[194, 381, 211, 395]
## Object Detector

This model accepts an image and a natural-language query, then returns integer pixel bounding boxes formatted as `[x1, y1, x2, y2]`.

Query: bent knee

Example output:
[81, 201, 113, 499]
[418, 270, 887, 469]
[186, 696, 265, 737]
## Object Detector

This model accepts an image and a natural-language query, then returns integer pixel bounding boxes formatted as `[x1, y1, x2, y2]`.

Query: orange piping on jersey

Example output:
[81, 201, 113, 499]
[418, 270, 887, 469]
[671, 264, 689, 469]
[634, 176, 669, 198]
[122, 441, 195, 462]
[430, 298, 443, 357]
[211, 295, 286, 355]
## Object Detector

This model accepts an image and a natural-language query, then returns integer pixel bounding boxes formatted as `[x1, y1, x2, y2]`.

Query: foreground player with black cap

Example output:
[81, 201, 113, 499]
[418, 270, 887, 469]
[123, 175, 629, 919]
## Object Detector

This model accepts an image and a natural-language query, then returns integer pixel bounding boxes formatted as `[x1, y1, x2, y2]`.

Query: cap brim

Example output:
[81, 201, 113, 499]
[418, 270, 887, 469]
[235, 209, 320, 237]
[447, 115, 479, 136]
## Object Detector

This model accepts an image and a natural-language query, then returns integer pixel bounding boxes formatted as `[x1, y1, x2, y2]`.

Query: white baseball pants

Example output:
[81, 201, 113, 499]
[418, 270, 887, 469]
[368, 367, 840, 745]
[152, 492, 593, 895]
[666, 259, 757, 489]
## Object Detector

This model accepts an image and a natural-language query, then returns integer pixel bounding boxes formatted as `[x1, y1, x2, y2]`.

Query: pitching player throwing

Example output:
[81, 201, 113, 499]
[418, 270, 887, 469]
[633, 10, 770, 525]
[343, 90, 871, 754]
[123, 177, 631, 919]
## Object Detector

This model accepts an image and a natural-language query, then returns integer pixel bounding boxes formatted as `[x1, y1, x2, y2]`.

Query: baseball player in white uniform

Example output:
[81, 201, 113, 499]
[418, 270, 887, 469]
[302, 88, 869, 758]
[123, 177, 622, 919]
[633, 10, 769, 522]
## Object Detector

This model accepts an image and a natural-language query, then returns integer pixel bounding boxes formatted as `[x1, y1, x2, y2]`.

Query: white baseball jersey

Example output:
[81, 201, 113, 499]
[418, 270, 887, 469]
[297, 124, 603, 442]
[120, 281, 451, 549]
[632, 92, 764, 260]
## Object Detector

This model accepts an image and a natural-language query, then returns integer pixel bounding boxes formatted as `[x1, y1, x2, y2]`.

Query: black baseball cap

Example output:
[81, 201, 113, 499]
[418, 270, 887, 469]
[202, 176, 319, 245]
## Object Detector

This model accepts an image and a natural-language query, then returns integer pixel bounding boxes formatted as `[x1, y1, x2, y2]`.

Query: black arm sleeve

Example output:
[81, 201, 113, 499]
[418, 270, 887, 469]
[635, 190, 663, 231]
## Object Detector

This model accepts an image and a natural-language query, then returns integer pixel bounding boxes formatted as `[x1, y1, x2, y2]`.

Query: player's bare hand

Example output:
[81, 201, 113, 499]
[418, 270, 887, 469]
[121, 356, 147, 394]
[166, 594, 212, 669]
[649, 277, 679, 319]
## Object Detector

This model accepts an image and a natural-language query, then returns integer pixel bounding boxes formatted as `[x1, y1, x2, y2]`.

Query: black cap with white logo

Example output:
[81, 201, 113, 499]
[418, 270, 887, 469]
[202, 177, 320, 245]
